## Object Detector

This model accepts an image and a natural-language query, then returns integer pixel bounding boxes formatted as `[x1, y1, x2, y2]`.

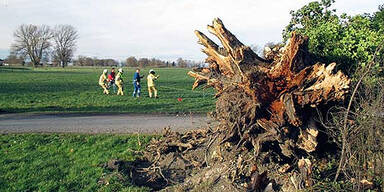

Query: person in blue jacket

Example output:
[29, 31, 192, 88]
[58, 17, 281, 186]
[132, 68, 144, 97]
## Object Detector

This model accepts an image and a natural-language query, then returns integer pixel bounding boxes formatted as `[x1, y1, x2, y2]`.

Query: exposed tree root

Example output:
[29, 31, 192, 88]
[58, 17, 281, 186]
[104, 18, 351, 191]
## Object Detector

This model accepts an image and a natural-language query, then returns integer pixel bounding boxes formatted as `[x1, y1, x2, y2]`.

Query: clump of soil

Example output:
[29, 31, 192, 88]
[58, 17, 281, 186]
[101, 125, 321, 191]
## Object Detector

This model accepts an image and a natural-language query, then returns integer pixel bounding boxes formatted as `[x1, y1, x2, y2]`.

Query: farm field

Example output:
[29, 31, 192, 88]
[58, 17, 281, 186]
[0, 67, 215, 114]
[0, 134, 154, 192]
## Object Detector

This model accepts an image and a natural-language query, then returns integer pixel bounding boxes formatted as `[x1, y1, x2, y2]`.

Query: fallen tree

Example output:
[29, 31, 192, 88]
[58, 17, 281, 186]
[188, 18, 350, 157]
[109, 18, 351, 191]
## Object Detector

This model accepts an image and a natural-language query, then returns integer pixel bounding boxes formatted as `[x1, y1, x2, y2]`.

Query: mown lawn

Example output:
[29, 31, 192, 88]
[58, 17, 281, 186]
[0, 134, 153, 192]
[0, 67, 215, 114]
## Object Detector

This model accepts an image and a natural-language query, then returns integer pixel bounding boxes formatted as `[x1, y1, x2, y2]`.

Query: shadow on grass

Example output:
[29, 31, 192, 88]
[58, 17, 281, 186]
[0, 70, 90, 75]
[22, 71, 90, 75]
[0, 81, 94, 94]
[0, 66, 31, 71]
[100, 159, 169, 191]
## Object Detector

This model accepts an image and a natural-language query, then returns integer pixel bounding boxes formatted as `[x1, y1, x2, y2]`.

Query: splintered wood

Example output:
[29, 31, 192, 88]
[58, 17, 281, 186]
[189, 18, 350, 156]
[122, 18, 352, 192]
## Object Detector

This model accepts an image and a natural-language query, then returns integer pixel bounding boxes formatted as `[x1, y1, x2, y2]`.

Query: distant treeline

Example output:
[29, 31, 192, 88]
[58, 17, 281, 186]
[74, 56, 119, 67]
[2, 54, 204, 68]
[5, 24, 204, 68]
[73, 56, 204, 68]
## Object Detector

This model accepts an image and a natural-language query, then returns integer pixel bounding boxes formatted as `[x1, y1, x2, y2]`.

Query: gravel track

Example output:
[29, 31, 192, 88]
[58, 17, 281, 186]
[0, 113, 210, 134]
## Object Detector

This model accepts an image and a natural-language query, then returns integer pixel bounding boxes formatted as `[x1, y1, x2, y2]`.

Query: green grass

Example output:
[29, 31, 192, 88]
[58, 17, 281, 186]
[0, 67, 215, 114]
[0, 134, 153, 192]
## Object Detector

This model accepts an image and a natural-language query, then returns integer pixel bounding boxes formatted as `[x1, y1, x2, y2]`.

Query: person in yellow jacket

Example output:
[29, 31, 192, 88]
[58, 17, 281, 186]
[115, 68, 124, 95]
[147, 69, 159, 98]
[99, 69, 109, 94]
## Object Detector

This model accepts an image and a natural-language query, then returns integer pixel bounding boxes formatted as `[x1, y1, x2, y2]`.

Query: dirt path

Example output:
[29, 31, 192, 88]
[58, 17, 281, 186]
[0, 113, 210, 134]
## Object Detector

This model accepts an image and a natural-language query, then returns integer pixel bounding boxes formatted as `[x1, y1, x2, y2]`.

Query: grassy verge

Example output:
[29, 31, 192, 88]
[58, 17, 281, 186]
[0, 134, 154, 191]
[0, 67, 215, 114]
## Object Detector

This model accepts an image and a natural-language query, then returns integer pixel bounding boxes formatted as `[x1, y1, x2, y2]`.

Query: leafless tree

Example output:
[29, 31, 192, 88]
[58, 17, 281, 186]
[126, 56, 138, 67]
[5, 53, 25, 65]
[11, 24, 53, 67]
[137, 58, 150, 68]
[52, 25, 78, 68]
[176, 57, 187, 68]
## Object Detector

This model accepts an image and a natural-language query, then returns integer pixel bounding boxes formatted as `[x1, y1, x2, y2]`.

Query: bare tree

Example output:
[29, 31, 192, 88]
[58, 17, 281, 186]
[176, 57, 187, 68]
[52, 25, 78, 68]
[11, 24, 53, 67]
[137, 58, 150, 68]
[5, 53, 25, 65]
[126, 56, 138, 67]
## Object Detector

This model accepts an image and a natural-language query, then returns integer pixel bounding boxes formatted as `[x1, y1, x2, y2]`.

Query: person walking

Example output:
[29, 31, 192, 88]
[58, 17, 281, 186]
[132, 68, 144, 97]
[147, 69, 160, 98]
[107, 67, 116, 93]
[115, 68, 124, 95]
[99, 69, 109, 94]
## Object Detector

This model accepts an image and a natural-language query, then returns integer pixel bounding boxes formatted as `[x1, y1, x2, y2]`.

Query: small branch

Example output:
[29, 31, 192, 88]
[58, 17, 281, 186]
[334, 40, 384, 181]
[205, 133, 219, 167]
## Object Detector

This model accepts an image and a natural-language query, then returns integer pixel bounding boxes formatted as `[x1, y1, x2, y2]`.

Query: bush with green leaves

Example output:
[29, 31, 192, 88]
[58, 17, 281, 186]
[283, 0, 384, 72]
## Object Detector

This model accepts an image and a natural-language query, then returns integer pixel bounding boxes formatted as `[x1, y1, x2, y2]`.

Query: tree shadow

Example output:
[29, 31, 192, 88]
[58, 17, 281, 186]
[100, 159, 168, 191]
[0, 67, 31, 71]
[0, 102, 182, 114]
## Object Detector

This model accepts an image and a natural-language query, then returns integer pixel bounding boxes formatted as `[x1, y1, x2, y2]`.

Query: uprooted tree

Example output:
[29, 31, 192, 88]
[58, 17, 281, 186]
[188, 18, 350, 157]
[115, 18, 351, 191]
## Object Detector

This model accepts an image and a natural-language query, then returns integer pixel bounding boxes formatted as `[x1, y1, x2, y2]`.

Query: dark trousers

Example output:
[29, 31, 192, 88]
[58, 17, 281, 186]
[133, 82, 141, 97]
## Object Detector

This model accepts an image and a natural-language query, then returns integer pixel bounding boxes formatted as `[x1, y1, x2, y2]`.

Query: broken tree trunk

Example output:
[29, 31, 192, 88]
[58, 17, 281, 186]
[114, 18, 351, 192]
[189, 18, 350, 157]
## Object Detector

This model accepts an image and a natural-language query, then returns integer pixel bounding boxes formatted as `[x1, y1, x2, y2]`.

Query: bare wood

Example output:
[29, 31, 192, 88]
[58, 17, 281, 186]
[298, 158, 313, 187]
[133, 18, 352, 191]
[188, 18, 350, 155]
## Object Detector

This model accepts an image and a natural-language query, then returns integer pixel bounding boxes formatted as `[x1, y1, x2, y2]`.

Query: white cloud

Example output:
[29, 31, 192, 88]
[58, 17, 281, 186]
[0, 0, 382, 61]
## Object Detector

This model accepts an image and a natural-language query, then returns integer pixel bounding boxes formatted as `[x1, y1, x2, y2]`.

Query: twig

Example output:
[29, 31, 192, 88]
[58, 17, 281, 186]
[205, 133, 219, 167]
[137, 132, 141, 147]
[334, 40, 384, 181]
[154, 166, 171, 184]
[138, 166, 176, 185]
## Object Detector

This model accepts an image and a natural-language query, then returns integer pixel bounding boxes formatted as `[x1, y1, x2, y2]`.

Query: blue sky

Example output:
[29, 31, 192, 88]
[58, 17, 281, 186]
[0, 0, 382, 61]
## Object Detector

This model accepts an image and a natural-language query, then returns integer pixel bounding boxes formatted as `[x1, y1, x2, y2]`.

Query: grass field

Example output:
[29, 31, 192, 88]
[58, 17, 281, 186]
[0, 67, 214, 191]
[0, 134, 153, 192]
[0, 67, 215, 114]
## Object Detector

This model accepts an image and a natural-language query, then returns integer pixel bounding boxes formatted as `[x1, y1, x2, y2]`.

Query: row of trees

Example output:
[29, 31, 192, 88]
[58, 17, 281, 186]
[8, 23, 201, 68]
[6, 24, 203, 68]
[70, 56, 203, 68]
[74, 56, 119, 67]
[3, 54, 25, 65]
[125, 57, 203, 68]
[11, 24, 78, 68]
[9, 24, 205, 68]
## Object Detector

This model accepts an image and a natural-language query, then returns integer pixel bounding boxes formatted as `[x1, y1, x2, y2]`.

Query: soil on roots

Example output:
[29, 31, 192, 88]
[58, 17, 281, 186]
[100, 18, 351, 191]
[100, 126, 322, 191]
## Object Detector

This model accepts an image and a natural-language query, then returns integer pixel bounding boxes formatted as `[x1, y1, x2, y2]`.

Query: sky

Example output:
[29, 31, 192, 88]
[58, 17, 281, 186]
[0, 0, 382, 62]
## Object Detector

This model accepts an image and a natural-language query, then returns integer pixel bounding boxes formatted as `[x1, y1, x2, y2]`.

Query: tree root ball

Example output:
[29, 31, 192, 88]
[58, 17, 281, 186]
[114, 18, 350, 191]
